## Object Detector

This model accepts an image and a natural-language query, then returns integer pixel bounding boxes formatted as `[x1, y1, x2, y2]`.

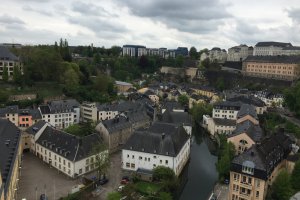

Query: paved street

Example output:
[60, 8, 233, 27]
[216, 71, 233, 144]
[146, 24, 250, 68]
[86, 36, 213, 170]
[91, 151, 122, 200]
[213, 183, 229, 200]
[17, 153, 79, 200]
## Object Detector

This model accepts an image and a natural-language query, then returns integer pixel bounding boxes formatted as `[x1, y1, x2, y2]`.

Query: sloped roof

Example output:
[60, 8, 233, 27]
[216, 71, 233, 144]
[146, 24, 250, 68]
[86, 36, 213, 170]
[0, 119, 21, 194]
[244, 55, 300, 64]
[213, 118, 236, 126]
[25, 120, 47, 136]
[36, 126, 103, 162]
[237, 104, 257, 119]
[123, 122, 189, 157]
[161, 110, 192, 126]
[227, 96, 266, 107]
[255, 42, 292, 47]
[0, 46, 19, 61]
[230, 120, 264, 142]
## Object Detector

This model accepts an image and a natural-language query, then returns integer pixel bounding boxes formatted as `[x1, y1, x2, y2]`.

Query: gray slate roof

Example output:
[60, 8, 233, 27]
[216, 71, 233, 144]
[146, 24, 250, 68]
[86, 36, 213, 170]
[0, 119, 21, 194]
[161, 110, 192, 126]
[255, 42, 292, 47]
[36, 126, 102, 162]
[213, 118, 236, 126]
[19, 109, 42, 119]
[244, 55, 300, 64]
[0, 105, 19, 117]
[230, 120, 264, 142]
[237, 104, 257, 119]
[227, 96, 266, 107]
[26, 120, 47, 136]
[40, 99, 80, 114]
[123, 122, 189, 157]
[0, 46, 19, 61]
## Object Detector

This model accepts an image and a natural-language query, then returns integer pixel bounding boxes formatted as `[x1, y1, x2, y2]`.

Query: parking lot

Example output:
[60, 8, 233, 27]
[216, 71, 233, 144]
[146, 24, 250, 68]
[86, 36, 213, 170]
[17, 153, 79, 200]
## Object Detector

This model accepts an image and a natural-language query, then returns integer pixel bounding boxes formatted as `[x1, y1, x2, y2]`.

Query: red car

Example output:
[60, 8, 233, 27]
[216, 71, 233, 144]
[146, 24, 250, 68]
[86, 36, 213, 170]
[120, 179, 129, 185]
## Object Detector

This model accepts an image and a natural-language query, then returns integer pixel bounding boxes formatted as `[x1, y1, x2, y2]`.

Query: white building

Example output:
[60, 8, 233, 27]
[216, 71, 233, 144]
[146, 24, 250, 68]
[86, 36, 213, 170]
[80, 102, 98, 122]
[254, 90, 284, 107]
[122, 122, 190, 176]
[27, 122, 108, 178]
[253, 42, 292, 56]
[212, 101, 241, 120]
[200, 47, 227, 63]
[39, 99, 80, 129]
[227, 45, 253, 61]
[122, 45, 147, 57]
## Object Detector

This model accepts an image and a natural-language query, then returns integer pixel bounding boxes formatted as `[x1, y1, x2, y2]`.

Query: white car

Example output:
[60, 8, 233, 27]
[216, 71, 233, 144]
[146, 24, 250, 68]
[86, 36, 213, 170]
[117, 185, 125, 192]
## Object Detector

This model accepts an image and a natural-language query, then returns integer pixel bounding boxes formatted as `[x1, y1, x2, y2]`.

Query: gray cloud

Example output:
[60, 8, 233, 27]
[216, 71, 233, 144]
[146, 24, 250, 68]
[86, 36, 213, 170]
[115, 0, 231, 33]
[68, 16, 128, 35]
[71, 1, 117, 17]
[0, 14, 25, 25]
[287, 8, 300, 23]
[23, 5, 53, 16]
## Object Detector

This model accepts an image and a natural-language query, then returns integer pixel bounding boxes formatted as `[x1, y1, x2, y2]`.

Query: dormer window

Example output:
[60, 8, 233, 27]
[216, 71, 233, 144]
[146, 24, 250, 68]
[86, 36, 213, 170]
[242, 161, 255, 175]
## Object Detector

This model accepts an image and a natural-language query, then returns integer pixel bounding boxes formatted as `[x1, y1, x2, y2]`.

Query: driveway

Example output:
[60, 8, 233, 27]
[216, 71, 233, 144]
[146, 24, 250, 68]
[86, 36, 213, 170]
[17, 153, 79, 200]
[89, 151, 122, 200]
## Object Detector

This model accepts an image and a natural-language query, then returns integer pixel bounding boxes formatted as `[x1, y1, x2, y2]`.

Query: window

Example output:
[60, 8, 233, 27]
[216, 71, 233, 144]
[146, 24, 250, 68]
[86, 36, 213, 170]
[132, 155, 134, 159]
[256, 179, 260, 188]
[127, 154, 129, 158]
[139, 156, 142, 160]
[165, 160, 168, 165]
[131, 163, 135, 169]
[68, 162, 70, 168]
[233, 173, 239, 181]
[126, 163, 130, 167]
[79, 168, 82, 174]
[256, 191, 259, 198]
[85, 166, 89, 172]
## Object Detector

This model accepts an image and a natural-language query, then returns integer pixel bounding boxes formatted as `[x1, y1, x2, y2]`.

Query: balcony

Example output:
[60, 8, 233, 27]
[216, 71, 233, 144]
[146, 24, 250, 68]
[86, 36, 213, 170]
[240, 181, 252, 189]
[239, 192, 251, 199]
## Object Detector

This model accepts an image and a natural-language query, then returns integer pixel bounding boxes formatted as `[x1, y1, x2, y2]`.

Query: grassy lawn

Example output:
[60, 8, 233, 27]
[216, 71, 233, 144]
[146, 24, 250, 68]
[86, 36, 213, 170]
[135, 181, 161, 195]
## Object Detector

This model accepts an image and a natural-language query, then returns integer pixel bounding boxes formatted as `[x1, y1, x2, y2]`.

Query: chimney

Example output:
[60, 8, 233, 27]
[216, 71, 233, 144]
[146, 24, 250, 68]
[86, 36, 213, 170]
[162, 133, 165, 140]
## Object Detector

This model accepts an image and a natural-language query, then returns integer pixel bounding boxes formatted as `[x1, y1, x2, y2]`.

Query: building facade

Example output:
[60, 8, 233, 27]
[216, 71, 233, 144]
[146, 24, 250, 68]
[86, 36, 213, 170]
[122, 122, 190, 176]
[242, 55, 300, 81]
[253, 42, 292, 56]
[229, 132, 294, 200]
[122, 45, 147, 57]
[0, 46, 23, 80]
[227, 45, 253, 62]
[39, 99, 80, 129]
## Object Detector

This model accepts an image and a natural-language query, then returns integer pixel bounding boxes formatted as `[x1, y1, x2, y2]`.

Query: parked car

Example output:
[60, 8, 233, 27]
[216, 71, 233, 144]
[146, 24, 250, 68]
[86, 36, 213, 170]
[99, 177, 109, 185]
[120, 179, 129, 185]
[224, 179, 229, 184]
[118, 185, 125, 192]
[40, 194, 48, 200]
[122, 176, 130, 181]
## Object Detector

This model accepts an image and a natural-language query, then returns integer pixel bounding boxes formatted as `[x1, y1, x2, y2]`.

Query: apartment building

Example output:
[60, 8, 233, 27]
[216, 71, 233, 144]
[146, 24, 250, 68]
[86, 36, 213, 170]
[0, 46, 23, 80]
[254, 90, 284, 107]
[34, 125, 107, 178]
[212, 101, 241, 120]
[227, 45, 253, 62]
[227, 96, 267, 115]
[39, 99, 80, 129]
[122, 45, 147, 57]
[0, 119, 22, 200]
[80, 102, 98, 122]
[122, 122, 190, 177]
[229, 132, 294, 200]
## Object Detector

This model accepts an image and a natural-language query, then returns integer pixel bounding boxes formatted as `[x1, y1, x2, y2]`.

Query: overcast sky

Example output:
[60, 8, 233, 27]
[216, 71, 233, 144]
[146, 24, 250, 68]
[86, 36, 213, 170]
[1, 0, 300, 49]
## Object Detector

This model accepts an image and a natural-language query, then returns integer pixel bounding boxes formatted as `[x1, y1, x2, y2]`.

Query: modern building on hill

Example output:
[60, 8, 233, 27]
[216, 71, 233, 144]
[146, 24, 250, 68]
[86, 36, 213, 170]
[227, 45, 253, 61]
[32, 124, 107, 178]
[122, 45, 147, 57]
[122, 122, 190, 177]
[38, 99, 80, 129]
[0, 119, 22, 200]
[0, 46, 23, 80]
[228, 131, 294, 200]
[242, 55, 300, 81]
[176, 47, 189, 57]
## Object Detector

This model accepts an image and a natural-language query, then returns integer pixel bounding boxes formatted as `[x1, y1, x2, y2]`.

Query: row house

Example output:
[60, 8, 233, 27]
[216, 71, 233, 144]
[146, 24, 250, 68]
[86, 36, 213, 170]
[229, 131, 295, 200]
[0, 105, 42, 129]
[39, 99, 80, 129]
[254, 90, 284, 108]
[0, 46, 23, 80]
[0, 119, 22, 200]
[122, 122, 190, 177]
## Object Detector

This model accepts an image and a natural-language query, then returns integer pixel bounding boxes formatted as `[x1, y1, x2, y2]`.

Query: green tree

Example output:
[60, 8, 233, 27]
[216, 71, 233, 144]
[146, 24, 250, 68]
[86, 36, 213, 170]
[190, 102, 213, 123]
[216, 77, 225, 91]
[175, 55, 184, 67]
[153, 166, 178, 197]
[158, 192, 172, 200]
[64, 68, 79, 89]
[107, 192, 121, 200]
[93, 144, 110, 179]
[178, 94, 189, 106]
[13, 65, 22, 84]
[2, 66, 8, 82]
[189, 46, 198, 59]
[0, 90, 9, 103]
[291, 161, 300, 191]
[272, 170, 293, 200]
[64, 124, 83, 136]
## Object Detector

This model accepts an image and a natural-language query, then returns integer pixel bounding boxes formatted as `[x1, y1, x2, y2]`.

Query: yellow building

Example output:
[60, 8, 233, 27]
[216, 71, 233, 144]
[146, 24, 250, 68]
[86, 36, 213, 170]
[242, 55, 300, 81]
[229, 132, 293, 200]
[0, 119, 22, 200]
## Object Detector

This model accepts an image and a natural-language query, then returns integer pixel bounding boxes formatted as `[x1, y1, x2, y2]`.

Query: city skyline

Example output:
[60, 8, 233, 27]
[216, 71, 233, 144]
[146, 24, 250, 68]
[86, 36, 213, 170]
[1, 0, 300, 49]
